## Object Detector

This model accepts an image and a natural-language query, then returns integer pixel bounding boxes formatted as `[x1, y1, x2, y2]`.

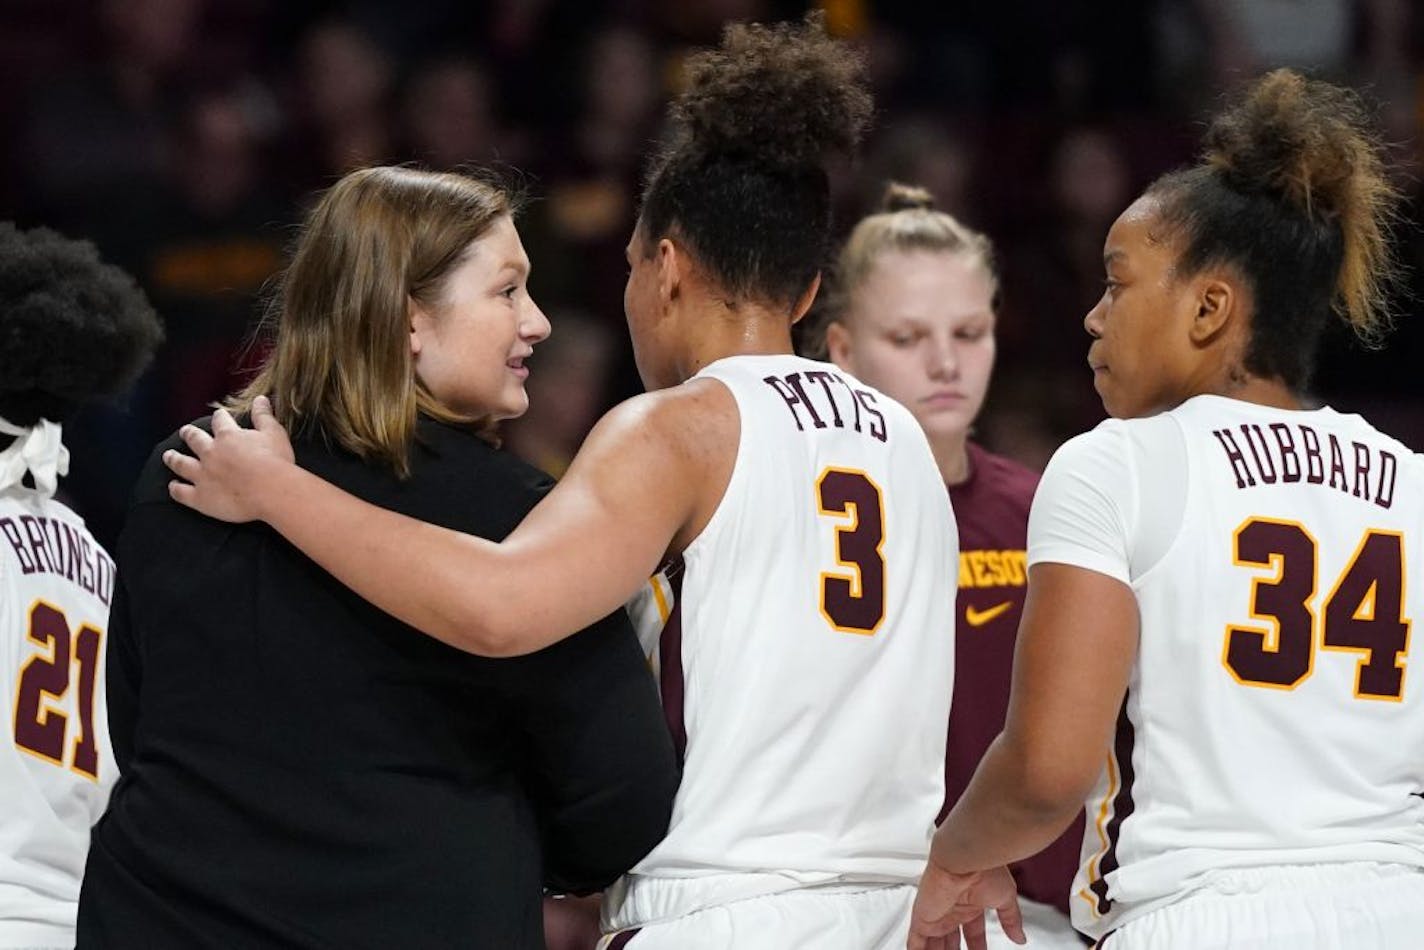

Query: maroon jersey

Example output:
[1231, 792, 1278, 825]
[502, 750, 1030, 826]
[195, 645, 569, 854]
[944, 441, 1084, 915]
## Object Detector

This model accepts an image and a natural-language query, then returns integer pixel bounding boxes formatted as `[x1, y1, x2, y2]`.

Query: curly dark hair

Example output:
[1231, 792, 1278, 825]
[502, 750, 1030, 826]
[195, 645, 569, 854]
[1147, 69, 1402, 392]
[0, 222, 164, 425]
[637, 13, 873, 309]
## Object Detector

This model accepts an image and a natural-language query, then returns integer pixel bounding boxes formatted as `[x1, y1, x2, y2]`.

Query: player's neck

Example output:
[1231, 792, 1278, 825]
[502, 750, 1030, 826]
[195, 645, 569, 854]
[674, 302, 796, 381]
[1203, 371, 1303, 412]
[932, 435, 972, 487]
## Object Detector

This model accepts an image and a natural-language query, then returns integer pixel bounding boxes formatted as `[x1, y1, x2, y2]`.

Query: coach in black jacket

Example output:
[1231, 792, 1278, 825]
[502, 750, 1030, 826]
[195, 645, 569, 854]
[77, 418, 677, 948]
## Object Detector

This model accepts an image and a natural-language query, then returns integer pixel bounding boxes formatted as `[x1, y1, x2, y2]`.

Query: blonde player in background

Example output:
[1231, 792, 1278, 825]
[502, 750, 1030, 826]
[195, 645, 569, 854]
[816, 183, 1085, 949]
[0, 223, 162, 948]
[909, 69, 1424, 950]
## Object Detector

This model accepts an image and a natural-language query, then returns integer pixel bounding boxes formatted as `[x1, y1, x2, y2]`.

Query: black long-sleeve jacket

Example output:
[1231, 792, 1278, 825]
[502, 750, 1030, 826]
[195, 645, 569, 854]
[78, 417, 677, 949]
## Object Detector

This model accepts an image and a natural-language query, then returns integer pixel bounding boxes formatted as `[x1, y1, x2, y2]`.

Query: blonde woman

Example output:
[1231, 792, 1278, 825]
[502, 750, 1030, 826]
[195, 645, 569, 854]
[818, 184, 1085, 949]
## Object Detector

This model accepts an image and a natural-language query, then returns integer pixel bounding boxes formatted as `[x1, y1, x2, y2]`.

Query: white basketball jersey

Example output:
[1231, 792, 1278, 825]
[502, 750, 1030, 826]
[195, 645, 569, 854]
[609, 354, 957, 929]
[1032, 395, 1424, 941]
[0, 487, 117, 946]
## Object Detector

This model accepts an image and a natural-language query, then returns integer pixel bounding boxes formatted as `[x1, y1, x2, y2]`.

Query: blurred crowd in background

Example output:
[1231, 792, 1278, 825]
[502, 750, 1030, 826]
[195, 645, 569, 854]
[1, 0, 1421, 550]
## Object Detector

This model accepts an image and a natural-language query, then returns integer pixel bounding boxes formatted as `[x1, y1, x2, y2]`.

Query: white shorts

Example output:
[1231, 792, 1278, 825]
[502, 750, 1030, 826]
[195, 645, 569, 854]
[596, 884, 914, 950]
[1100, 862, 1424, 950]
[986, 897, 1086, 949]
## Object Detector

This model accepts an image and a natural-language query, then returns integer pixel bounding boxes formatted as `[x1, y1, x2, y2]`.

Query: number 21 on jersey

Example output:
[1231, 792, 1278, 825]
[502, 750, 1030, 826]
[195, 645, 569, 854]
[12, 600, 104, 780]
[1224, 517, 1410, 701]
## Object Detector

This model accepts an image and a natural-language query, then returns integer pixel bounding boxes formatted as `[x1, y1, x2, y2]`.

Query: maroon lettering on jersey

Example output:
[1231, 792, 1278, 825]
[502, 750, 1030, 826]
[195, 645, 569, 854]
[0, 517, 36, 573]
[1326, 433, 1348, 490]
[0, 513, 113, 602]
[1268, 423, 1302, 482]
[61, 522, 83, 584]
[785, 373, 827, 428]
[1241, 424, 1278, 484]
[94, 545, 114, 607]
[1376, 451, 1397, 509]
[763, 371, 887, 442]
[20, 516, 53, 573]
[42, 518, 70, 582]
[1301, 425, 1325, 483]
[854, 390, 887, 442]
[78, 535, 95, 595]
[1351, 442, 1372, 501]
[762, 375, 809, 431]
[1213, 423, 1396, 511]
[1211, 428, 1255, 488]
[803, 370, 845, 427]
[830, 373, 865, 432]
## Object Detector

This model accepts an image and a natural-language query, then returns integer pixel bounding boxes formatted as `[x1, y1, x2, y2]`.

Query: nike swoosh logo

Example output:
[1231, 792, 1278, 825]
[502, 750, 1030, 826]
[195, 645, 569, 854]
[965, 601, 1013, 627]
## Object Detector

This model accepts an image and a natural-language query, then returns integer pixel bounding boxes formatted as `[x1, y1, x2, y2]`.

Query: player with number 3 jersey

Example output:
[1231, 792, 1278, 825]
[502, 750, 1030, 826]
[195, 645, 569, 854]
[602, 353, 955, 941]
[0, 223, 161, 949]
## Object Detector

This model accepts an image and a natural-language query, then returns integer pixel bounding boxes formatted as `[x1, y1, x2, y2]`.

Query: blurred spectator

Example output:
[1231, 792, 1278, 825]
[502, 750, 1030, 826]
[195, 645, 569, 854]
[62, 84, 286, 548]
[280, 18, 393, 196]
[503, 310, 619, 478]
[1000, 126, 1133, 370]
[518, 23, 665, 403]
[400, 56, 515, 171]
[19, 0, 204, 227]
[860, 116, 980, 222]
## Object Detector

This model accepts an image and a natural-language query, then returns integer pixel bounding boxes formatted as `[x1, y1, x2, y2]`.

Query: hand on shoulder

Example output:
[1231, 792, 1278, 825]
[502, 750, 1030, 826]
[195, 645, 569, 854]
[164, 396, 296, 523]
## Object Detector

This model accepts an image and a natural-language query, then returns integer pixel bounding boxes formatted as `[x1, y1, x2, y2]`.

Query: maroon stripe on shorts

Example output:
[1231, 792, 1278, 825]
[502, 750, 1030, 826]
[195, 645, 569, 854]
[1089, 693, 1137, 914]
[658, 557, 687, 762]
[607, 929, 641, 949]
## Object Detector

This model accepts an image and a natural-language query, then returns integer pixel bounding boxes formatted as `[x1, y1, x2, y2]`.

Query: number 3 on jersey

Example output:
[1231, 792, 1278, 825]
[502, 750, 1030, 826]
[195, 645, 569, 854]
[12, 601, 104, 780]
[1224, 517, 1410, 701]
[816, 468, 886, 635]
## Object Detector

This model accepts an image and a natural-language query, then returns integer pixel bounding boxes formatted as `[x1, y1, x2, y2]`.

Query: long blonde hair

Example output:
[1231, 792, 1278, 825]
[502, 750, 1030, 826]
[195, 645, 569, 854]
[229, 166, 513, 476]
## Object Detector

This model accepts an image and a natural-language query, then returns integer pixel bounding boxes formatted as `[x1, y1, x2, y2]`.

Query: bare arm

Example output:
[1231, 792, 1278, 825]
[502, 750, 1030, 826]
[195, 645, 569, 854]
[166, 388, 734, 656]
[933, 562, 1138, 871]
[909, 562, 1136, 947]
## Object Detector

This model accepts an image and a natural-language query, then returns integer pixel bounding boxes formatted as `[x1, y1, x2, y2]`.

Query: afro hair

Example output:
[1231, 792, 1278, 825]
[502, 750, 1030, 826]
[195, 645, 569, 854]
[0, 222, 163, 425]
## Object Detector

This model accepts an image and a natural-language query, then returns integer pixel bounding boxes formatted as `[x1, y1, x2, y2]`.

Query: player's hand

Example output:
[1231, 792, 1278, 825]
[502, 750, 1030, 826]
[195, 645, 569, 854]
[164, 395, 295, 523]
[907, 862, 1024, 950]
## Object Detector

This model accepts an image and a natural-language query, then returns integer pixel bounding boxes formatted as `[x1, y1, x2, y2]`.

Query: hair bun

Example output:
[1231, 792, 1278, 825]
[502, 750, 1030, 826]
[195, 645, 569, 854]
[1201, 68, 1401, 341]
[1204, 69, 1378, 224]
[880, 182, 935, 213]
[671, 13, 871, 170]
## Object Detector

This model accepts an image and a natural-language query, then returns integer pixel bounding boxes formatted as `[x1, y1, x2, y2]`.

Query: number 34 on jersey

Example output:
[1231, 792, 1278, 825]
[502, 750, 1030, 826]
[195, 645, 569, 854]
[1224, 516, 1411, 702]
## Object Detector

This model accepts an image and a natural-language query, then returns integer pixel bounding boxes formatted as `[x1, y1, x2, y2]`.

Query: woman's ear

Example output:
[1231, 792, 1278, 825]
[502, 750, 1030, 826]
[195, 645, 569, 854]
[791, 272, 822, 324]
[652, 237, 680, 309]
[409, 297, 427, 357]
[1189, 275, 1237, 346]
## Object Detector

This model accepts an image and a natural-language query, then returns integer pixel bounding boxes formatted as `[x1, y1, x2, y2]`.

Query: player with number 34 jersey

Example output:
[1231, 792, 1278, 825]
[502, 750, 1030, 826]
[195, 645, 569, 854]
[1033, 398, 1424, 941]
